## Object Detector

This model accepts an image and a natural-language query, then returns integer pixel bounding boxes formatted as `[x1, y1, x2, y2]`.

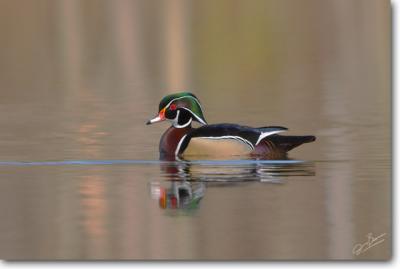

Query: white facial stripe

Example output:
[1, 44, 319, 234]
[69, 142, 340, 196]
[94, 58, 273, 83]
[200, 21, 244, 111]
[173, 117, 192, 128]
[165, 95, 203, 112]
[173, 110, 180, 125]
[171, 110, 193, 128]
[197, 136, 254, 150]
[181, 107, 207, 125]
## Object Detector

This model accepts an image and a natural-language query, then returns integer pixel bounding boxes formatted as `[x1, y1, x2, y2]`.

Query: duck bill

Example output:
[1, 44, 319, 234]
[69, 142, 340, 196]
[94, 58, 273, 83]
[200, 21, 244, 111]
[146, 108, 166, 125]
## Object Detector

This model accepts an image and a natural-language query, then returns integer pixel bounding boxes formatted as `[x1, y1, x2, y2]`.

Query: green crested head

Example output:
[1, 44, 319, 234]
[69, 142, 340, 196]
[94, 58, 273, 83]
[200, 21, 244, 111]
[147, 92, 207, 128]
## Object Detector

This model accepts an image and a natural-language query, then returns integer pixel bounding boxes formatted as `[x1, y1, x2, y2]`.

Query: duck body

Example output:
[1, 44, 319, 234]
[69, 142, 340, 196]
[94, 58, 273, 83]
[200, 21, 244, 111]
[147, 92, 316, 160]
[159, 123, 315, 160]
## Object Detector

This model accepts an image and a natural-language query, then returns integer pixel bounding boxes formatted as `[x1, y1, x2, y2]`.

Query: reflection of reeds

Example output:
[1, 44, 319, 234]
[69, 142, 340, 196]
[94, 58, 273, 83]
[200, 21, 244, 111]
[79, 174, 108, 257]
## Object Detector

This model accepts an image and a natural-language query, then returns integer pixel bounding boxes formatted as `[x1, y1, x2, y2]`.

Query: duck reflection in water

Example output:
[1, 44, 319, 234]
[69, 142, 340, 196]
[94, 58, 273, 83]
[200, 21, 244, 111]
[150, 181, 205, 210]
[150, 158, 315, 211]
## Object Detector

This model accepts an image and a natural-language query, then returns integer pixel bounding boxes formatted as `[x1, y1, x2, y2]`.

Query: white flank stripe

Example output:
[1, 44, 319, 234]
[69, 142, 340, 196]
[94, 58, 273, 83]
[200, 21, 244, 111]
[198, 136, 254, 150]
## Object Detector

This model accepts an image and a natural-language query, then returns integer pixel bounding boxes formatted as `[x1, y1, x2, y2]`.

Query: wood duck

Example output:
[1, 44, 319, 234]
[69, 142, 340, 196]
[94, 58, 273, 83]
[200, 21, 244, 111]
[146, 92, 316, 160]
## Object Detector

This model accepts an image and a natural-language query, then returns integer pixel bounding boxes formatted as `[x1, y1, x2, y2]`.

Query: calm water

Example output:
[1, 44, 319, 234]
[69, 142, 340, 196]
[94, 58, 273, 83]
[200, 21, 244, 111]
[0, 0, 391, 260]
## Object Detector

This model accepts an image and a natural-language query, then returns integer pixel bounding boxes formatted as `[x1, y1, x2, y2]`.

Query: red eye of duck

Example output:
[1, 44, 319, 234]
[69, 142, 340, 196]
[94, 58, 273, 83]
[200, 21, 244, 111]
[169, 104, 177, 110]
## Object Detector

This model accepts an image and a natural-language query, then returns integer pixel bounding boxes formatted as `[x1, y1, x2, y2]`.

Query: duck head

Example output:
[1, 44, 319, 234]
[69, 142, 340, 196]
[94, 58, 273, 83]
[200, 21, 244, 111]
[146, 92, 207, 128]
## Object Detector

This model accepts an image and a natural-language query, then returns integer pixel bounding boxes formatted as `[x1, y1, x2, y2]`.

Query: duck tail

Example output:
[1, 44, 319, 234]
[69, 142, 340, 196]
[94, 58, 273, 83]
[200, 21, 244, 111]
[267, 135, 316, 152]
